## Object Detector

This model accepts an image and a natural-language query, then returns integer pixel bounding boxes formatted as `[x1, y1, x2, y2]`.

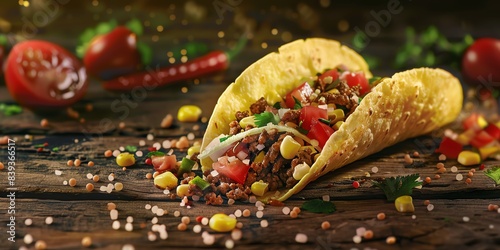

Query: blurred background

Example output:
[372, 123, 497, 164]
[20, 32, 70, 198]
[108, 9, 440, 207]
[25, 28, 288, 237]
[0, 0, 498, 132]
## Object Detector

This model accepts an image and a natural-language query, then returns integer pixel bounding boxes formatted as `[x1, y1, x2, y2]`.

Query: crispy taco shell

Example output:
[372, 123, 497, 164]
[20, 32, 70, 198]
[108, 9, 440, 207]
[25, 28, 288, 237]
[200, 38, 463, 201]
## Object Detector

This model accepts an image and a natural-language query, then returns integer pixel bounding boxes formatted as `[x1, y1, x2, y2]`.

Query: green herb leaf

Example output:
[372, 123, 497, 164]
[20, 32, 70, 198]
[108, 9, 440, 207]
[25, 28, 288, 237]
[32, 144, 45, 148]
[146, 151, 165, 158]
[137, 41, 153, 65]
[52, 147, 60, 152]
[373, 174, 421, 201]
[273, 102, 282, 109]
[485, 166, 500, 185]
[293, 97, 302, 110]
[319, 118, 331, 125]
[254, 112, 280, 127]
[125, 145, 137, 153]
[125, 18, 143, 36]
[301, 199, 336, 214]
[0, 34, 7, 46]
[220, 135, 231, 143]
[0, 103, 23, 116]
[324, 79, 341, 92]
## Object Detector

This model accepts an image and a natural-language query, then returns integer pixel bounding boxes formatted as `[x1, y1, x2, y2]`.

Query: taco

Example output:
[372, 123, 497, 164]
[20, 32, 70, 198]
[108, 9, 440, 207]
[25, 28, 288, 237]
[195, 38, 462, 204]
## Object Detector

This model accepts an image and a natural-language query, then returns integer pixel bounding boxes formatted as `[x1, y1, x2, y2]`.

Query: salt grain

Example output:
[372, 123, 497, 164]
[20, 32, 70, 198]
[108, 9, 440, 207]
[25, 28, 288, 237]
[295, 233, 308, 243]
[112, 220, 120, 230]
[260, 220, 269, 228]
[282, 207, 291, 215]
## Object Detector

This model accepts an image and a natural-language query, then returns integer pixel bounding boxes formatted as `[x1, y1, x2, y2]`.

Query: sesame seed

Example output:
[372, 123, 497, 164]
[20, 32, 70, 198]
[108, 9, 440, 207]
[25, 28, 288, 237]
[292, 207, 301, 214]
[413, 151, 420, 157]
[63, 180, 68, 185]
[490, 224, 495, 229]
[112, 220, 120, 230]
[249, 196, 257, 203]
[424, 200, 431, 205]
[290, 210, 298, 218]
[156, 208, 165, 216]
[260, 220, 269, 228]
[295, 233, 308, 243]
[151, 205, 159, 213]
[107, 203, 116, 210]
[153, 142, 162, 150]
[353, 235, 362, 244]
[86, 173, 93, 179]
[108, 174, 115, 181]
[147, 134, 154, 141]
[257, 206, 264, 211]
[135, 151, 143, 157]
[112, 150, 120, 157]
[236, 222, 243, 229]
[146, 173, 153, 179]
[282, 207, 291, 215]
[151, 217, 158, 224]
[255, 201, 264, 207]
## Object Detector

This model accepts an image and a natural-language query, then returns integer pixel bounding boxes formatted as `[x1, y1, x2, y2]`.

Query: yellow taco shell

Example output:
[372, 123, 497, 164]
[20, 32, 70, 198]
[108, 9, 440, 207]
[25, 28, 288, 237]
[200, 38, 463, 202]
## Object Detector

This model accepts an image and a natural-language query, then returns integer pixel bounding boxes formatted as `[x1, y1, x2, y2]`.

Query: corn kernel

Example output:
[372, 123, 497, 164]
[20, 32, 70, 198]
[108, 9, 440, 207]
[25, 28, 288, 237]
[456, 129, 475, 145]
[254, 151, 265, 163]
[394, 195, 415, 212]
[239, 116, 256, 128]
[293, 163, 310, 180]
[209, 213, 237, 232]
[250, 181, 269, 196]
[329, 109, 345, 123]
[176, 184, 190, 197]
[478, 115, 488, 129]
[154, 171, 178, 190]
[177, 105, 202, 122]
[457, 151, 481, 166]
[333, 121, 344, 130]
[187, 145, 201, 156]
[478, 145, 500, 160]
[280, 135, 301, 160]
[116, 153, 135, 167]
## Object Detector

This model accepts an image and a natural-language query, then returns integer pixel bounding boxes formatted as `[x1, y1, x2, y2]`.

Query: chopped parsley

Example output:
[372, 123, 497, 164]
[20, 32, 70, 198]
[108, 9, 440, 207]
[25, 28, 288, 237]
[146, 151, 165, 158]
[301, 199, 336, 214]
[52, 147, 60, 152]
[293, 96, 302, 109]
[219, 135, 231, 143]
[0, 104, 23, 116]
[273, 102, 282, 109]
[373, 174, 421, 201]
[254, 112, 280, 127]
[485, 166, 500, 185]
[125, 145, 137, 153]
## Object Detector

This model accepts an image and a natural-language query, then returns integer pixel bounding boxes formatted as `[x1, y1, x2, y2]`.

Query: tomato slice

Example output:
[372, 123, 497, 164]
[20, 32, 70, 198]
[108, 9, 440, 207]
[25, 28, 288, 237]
[152, 155, 177, 173]
[5, 40, 88, 109]
[341, 72, 370, 96]
[307, 121, 334, 149]
[318, 69, 339, 87]
[213, 156, 250, 184]
[484, 123, 500, 140]
[299, 106, 327, 131]
[470, 130, 495, 148]
[285, 82, 314, 109]
[435, 137, 463, 159]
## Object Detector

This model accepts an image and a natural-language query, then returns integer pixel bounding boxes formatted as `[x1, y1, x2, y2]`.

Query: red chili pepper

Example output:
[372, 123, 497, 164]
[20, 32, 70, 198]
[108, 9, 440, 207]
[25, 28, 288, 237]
[102, 50, 229, 91]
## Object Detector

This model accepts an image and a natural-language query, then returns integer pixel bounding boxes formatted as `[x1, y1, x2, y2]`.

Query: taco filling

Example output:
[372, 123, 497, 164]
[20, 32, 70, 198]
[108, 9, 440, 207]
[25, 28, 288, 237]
[195, 66, 374, 204]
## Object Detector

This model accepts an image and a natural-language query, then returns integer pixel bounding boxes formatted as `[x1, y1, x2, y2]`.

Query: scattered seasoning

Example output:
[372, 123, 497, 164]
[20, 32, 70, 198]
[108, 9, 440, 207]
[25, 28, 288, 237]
[225, 239, 235, 249]
[45, 216, 53, 225]
[69, 178, 77, 187]
[127, 216, 134, 223]
[260, 219, 269, 228]
[456, 174, 464, 181]
[125, 222, 133, 231]
[364, 230, 374, 239]
[93, 175, 100, 182]
[74, 159, 82, 167]
[112, 220, 120, 230]
[353, 235, 362, 244]
[25, 218, 33, 226]
[282, 207, 291, 215]
[122, 244, 135, 250]
[463, 216, 470, 222]
[371, 166, 379, 173]
[86, 173, 93, 179]
[35, 240, 47, 250]
[438, 154, 447, 161]
[55, 170, 62, 176]
[24, 234, 34, 244]
[108, 174, 115, 181]
[81, 236, 92, 248]
[404, 154, 413, 164]
[181, 216, 191, 224]
[234, 209, 242, 217]
[110, 209, 118, 220]
[256, 211, 264, 218]
[242, 209, 251, 217]
[424, 177, 432, 184]
[488, 204, 499, 211]
[40, 118, 49, 127]
[436, 163, 445, 169]
[177, 222, 188, 231]
[356, 227, 366, 236]
[113, 150, 121, 157]
[289, 210, 298, 219]
[0, 162, 4, 170]
[161, 114, 174, 128]
[67, 160, 74, 166]
[107, 203, 116, 210]
[411, 215, 417, 219]
[63, 180, 68, 185]
[424, 200, 431, 206]
[203, 234, 215, 245]
[88, 161, 95, 167]
[465, 178, 472, 184]
[413, 151, 420, 157]
[86, 183, 94, 191]
[467, 171, 474, 177]
[451, 166, 458, 172]
[228, 198, 235, 205]
[201, 217, 209, 225]
[295, 233, 308, 243]
[147, 231, 157, 241]
[427, 204, 435, 211]
[174, 211, 181, 217]
[376, 212, 386, 220]
[386, 236, 397, 244]
[231, 229, 242, 241]
[321, 221, 331, 230]
[434, 174, 441, 179]
[115, 182, 124, 191]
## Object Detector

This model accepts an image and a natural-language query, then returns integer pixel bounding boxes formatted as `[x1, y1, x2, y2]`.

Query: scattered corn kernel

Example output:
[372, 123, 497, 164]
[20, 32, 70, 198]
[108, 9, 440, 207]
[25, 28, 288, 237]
[280, 135, 301, 160]
[292, 162, 310, 180]
[478, 145, 500, 159]
[176, 184, 190, 197]
[116, 152, 136, 167]
[177, 105, 202, 122]
[154, 171, 178, 190]
[253, 151, 265, 164]
[457, 151, 481, 166]
[250, 181, 269, 196]
[329, 108, 345, 123]
[187, 145, 201, 156]
[394, 195, 415, 212]
[209, 213, 237, 232]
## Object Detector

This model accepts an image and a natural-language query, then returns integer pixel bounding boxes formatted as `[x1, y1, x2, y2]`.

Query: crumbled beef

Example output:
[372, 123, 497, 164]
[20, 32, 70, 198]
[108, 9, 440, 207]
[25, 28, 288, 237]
[229, 120, 242, 135]
[204, 192, 223, 205]
[281, 110, 301, 124]
[320, 82, 360, 116]
[250, 97, 269, 114]
[235, 110, 250, 121]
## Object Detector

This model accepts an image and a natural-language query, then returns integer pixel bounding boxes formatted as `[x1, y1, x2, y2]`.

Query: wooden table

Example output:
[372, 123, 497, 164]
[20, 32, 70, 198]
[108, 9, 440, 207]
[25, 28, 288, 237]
[1, 1, 500, 249]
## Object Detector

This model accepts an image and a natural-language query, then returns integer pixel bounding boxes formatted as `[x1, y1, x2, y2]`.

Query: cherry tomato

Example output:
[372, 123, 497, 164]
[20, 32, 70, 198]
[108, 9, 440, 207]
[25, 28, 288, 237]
[151, 155, 177, 173]
[470, 130, 495, 148]
[285, 82, 314, 109]
[484, 123, 500, 140]
[84, 26, 141, 80]
[299, 106, 327, 131]
[341, 72, 370, 96]
[435, 137, 463, 159]
[307, 121, 334, 149]
[318, 69, 339, 87]
[213, 156, 250, 185]
[5, 40, 88, 109]
[461, 38, 500, 88]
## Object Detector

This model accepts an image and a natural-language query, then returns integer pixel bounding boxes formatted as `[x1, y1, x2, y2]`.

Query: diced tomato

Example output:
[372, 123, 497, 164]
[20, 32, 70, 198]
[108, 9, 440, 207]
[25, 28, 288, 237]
[341, 72, 370, 96]
[462, 113, 487, 131]
[213, 156, 250, 184]
[285, 82, 314, 109]
[470, 130, 495, 148]
[225, 142, 249, 159]
[435, 137, 463, 159]
[318, 69, 340, 87]
[484, 123, 500, 140]
[307, 121, 334, 149]
[299, 106, 328, 131]
[152, 155, 177, 173]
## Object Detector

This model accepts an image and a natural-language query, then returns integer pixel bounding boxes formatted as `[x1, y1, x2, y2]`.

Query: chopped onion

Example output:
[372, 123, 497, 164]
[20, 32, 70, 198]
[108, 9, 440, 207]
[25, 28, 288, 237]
[256, 144, 265, 151]
[210, 170, 219, 177]
[227, 156, 237, 162]
[317, 104, 328, 110]
[242, 159, 250, 165]
[278, 108, 290, 119]
[236, 151, 248, 160]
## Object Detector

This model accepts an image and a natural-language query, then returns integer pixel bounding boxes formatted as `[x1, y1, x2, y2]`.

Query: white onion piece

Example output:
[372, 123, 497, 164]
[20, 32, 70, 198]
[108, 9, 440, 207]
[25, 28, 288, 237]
[256, 144, 265, 151]
[278, 108, 290, 119]
[236, 151, 248, 161]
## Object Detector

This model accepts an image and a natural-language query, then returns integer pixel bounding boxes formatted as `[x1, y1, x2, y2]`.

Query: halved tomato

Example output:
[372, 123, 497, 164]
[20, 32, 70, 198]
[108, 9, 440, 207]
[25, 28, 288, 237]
[307, 121, 334, 149]
[5, 40, 88, 109]
[285, 82, 314, 109]
[213, 156, 250, 184]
